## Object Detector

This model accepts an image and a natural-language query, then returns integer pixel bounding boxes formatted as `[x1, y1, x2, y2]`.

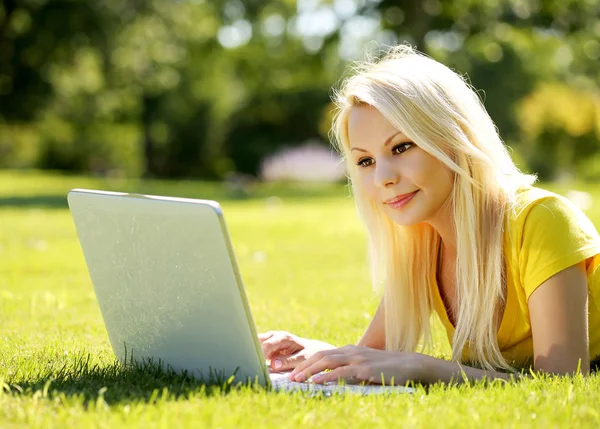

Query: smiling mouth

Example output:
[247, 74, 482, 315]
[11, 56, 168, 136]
[385, 190, 419, 209]
[385, 191, 419, 205]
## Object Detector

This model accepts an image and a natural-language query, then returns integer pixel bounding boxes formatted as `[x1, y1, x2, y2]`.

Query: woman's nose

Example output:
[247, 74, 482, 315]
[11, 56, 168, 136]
[374, 160, 399, 188]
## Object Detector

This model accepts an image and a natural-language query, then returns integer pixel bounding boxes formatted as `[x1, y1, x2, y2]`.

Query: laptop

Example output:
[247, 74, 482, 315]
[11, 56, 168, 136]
[67, 188, 414, 395]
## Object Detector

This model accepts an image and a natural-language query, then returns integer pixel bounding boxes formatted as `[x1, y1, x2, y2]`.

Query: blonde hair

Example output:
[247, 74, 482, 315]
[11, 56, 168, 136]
[331, 45, 536, 371]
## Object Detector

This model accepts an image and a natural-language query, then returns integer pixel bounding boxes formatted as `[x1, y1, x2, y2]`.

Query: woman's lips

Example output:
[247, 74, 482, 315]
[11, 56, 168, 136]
[385, 190, 419, 210]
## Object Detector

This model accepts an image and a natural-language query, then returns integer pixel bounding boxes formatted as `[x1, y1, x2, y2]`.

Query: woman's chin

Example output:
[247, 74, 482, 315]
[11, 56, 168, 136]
[384, 209, 422, 226]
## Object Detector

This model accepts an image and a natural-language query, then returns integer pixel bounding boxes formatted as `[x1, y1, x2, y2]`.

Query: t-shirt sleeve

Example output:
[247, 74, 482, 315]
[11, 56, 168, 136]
[519, 195, 600, 300]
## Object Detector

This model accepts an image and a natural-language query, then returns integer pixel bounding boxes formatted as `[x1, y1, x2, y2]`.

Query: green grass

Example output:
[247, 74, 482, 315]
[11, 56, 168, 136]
[1, 169, 600, 428]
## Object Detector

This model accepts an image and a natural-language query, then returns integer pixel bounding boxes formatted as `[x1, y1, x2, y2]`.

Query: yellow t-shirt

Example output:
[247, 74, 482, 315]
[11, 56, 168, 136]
[432, 185, 600, 367]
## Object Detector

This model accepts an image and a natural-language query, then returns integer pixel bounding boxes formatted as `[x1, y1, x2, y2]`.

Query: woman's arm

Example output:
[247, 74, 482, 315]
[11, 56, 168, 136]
[291, 262, 592, 385]
[528, 261, 590, 374]
[357, 298, 386, 350]
[354, 299, 518, 383]
[417, 355, 518, 384]
[422, 261, 591, 384]
[423, 261, 590, 383]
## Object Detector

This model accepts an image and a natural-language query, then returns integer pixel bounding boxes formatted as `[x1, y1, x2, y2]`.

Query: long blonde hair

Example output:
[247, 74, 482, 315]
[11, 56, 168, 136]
[331, 45, 536, 370]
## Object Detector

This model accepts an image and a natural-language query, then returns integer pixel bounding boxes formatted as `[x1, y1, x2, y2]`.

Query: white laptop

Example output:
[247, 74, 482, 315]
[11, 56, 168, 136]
[67, 189, 414, 395]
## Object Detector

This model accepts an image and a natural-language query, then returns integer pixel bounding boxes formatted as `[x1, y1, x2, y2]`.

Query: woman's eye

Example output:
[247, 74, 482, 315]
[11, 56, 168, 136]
[356, 157, 374, 167]
[392, 142, 413, 154]
[355, 143, 412, 168]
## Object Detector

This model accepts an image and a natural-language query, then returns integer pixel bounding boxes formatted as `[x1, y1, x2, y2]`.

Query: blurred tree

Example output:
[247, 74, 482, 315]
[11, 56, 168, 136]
[518, 83, 600, 180]
[104, 0, 223, 177]
[0, 0, 599, 180]
[0, 1, 109, 120]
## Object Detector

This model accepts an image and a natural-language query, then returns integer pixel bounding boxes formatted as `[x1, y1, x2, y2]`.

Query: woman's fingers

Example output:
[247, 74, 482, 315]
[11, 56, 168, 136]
[311, 365, 357, 384]
[270, 352, 305, 371]
[291, 351, 352, 382]
[290, 345, 350, 379]
[260, 332, 302, 360]
[261, 336, 287, 359]
[288, 352, 318, 378]
[257, 331, 275, 343]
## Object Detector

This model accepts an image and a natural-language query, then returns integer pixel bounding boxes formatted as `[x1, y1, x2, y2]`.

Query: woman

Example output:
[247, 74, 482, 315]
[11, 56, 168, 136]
[259, 45, 600, 385]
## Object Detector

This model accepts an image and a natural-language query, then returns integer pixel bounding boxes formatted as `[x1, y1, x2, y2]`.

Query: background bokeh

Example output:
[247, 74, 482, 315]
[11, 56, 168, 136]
[1, 0, 599, 182]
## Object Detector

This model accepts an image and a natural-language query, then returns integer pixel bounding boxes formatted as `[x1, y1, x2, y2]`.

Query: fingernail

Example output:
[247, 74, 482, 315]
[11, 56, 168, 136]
[273, 359, 282, 369]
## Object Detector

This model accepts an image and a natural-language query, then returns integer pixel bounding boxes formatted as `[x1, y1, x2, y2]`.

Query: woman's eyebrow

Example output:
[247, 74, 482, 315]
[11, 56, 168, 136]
[384, 131, 403, 146]
[350, 131, 404, 152]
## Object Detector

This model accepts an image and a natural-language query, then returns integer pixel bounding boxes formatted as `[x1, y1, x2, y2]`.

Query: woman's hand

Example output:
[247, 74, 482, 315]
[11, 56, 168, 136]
[289, 345, 426, 385]
[258, 330, 336, 372]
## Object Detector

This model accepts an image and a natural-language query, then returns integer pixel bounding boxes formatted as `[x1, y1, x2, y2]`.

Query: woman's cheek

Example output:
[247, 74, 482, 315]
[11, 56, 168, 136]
[359, 172, 378, 200]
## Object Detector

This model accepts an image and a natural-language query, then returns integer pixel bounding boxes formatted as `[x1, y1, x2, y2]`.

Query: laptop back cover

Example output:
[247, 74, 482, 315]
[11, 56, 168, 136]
[68, 189, 268, 385]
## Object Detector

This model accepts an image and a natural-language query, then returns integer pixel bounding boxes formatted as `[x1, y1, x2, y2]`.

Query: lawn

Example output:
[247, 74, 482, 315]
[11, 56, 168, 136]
[1, 170, 600, 428]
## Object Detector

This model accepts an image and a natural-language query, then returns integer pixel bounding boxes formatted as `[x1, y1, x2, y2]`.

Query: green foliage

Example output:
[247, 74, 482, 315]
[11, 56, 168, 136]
[0, 0, 599, 179]
[517, 83, 600, 180]
[0, 123, 42, 167]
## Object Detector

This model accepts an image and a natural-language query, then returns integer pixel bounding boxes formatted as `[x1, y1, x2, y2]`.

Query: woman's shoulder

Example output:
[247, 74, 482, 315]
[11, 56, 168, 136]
[511, 185, 568, 211]
[504, 185, 600, 254]
[504, 185, 600, 300]
[508, 185, 593, 228]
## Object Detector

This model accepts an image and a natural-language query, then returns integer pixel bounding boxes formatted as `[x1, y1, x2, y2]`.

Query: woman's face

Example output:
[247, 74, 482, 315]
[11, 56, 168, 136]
[347, 105, 455, 227]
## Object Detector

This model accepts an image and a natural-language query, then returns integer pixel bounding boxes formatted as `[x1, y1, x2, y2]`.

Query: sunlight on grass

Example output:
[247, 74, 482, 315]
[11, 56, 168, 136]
[1, 170, 599, 428]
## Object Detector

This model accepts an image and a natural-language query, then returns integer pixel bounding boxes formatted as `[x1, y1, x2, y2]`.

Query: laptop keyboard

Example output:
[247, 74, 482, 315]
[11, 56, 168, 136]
[268, 372, 415, 395]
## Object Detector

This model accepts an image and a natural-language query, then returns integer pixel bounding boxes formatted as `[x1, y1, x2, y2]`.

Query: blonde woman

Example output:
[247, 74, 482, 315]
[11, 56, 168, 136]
[259, 45, 600, 385]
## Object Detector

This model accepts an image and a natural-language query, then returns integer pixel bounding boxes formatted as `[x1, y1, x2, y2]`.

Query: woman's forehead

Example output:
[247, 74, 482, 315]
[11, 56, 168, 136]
[348, 105, 407, 141]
